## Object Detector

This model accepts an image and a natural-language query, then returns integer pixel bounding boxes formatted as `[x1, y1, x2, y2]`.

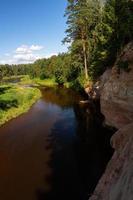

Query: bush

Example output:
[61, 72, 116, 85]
[55, 71, 66, 85]
[67, 79, 83, 91]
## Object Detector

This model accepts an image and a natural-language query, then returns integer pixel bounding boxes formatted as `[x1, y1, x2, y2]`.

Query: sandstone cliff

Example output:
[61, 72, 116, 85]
[89, 42, 133, 200]
[101, 42, 133, 129]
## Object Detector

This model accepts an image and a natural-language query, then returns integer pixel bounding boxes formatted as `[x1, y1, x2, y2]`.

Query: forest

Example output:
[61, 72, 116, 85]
[0, 0, 132, 89]
[0, 1, 133, 200]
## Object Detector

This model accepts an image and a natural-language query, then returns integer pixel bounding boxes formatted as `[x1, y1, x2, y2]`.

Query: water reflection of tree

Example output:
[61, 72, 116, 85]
[41, 87, 83, 108]
[35, 88, 114, 200]
[73, 102, 96, 141]
[73, 102, 114, 197]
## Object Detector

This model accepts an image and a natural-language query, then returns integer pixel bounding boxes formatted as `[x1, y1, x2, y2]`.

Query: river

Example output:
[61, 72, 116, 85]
[0, 86, 114, 200]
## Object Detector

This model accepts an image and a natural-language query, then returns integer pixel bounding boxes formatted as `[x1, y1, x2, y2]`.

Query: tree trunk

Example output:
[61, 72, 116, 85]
[82, 40, 89, 80]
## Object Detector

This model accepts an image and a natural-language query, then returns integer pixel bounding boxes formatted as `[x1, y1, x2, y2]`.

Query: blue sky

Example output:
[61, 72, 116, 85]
[0, 0, 68, 64]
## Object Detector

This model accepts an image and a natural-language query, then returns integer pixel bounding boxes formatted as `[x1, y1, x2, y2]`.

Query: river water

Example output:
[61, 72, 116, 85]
[0, 87, 113, 200]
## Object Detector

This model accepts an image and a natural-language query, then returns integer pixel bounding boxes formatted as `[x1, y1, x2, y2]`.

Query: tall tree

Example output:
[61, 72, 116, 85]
[64, 0, 101, 80]
[115, 0, 133, 51]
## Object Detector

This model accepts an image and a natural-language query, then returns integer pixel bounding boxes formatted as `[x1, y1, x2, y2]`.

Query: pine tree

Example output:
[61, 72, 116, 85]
[115, 0, 133, 50]
[64, 0, 101, 80]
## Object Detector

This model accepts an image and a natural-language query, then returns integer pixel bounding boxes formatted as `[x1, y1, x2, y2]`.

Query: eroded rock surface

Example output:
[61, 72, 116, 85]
[101, 42, 133, 129]
[89, 42, 133, 200]
[89, 122, 133, 200]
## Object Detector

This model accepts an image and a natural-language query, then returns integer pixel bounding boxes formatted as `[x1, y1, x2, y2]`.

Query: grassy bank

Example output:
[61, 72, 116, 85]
[19, 75, 88, 91]
[0, 84, 41, 126]
[20, 75, 57, 87]
[3, 74, 91, 92]
[3, 75, 24, 82]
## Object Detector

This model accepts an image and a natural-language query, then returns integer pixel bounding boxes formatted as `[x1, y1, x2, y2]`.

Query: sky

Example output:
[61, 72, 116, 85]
[0, 0, 68, 64]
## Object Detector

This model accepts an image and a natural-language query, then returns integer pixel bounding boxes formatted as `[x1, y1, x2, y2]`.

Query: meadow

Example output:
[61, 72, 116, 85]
[0, 84, 41, 126]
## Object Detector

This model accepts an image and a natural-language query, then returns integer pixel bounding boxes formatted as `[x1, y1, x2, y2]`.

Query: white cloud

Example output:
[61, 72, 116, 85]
[0, 44, 59, 65]
[7, 44, 44, 64]
[16, 45, 32, 54]
[30, 45, 43, 51]
[15, 44, 44, 54]
[0, 55, 43, 65]
[13, 53, 42, 64]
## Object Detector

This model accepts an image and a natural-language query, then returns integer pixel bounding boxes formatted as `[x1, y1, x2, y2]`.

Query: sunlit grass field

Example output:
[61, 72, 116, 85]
[19, 75, 57, 87]
[0, 84, 41, 126]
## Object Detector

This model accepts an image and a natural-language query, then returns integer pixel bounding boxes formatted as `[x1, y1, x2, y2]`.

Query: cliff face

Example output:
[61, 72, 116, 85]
[101, 42, 133, 129]
[89, 122, 133, 200]
[89, 42, 133, 200]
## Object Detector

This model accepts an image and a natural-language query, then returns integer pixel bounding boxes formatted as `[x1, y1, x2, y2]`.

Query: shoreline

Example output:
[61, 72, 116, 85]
[0, 84, 41, 127]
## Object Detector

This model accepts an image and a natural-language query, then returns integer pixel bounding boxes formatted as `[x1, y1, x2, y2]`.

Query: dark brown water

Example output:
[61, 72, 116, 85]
[0, 87, 113, 200]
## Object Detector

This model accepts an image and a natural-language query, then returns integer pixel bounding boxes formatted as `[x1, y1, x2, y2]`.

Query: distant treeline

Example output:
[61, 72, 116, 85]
[0, 53, 77, 85]
[0, 0, 133, 84]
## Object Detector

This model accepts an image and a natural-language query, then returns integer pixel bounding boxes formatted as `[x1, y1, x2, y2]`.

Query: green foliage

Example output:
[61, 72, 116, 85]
[64, 0, 102, 79]
[0, 0, 132, 85]
[65, 79, 83, 91]
[65, 74, 86, 91]
[0, 85, 41, 126]
[64, 0, 133, 80]
[54, 70, 65, 85]
[116, 0, 133, 49]
[19, 75, 57, 87]
[34, 78, 57, 87]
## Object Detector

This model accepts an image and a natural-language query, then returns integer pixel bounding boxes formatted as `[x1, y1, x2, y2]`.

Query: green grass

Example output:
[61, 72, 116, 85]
[34, 78, 57, 87]
[3, 75, 24, 81]
[19, 75, 36, 85]
[19, 75, 57, 87]
[19, 75, 86, 90]
[0, 85, 41, 126]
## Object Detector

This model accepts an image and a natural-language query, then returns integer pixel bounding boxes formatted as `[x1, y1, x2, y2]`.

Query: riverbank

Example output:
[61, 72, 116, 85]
[0, 75, 87, 128]
[2, 75, 88, 92]
[0, 84, 41, 126]
[19, 76, 58, 87]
